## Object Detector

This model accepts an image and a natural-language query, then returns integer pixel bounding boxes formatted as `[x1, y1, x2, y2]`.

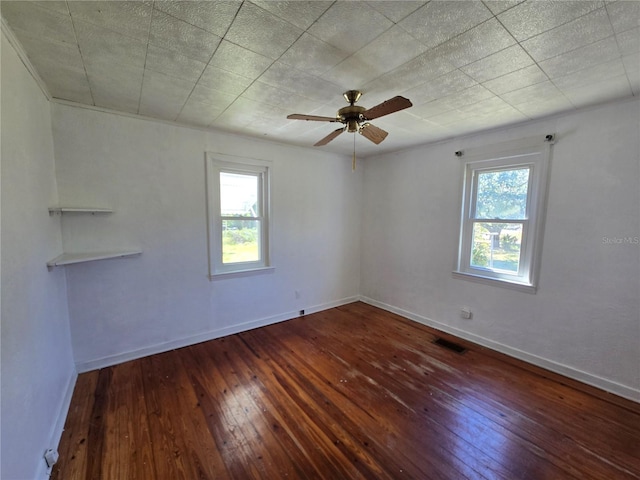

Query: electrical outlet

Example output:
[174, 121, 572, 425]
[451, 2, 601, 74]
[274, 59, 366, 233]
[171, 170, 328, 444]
[299, 309, 305, 316]
[44, 449, 58, 469]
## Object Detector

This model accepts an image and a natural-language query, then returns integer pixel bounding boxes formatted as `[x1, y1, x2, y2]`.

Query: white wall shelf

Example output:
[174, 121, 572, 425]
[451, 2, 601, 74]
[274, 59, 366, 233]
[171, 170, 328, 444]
[47, 250, 142, 269]
[47, 205, 140, 269]
[49, 206, 113, 215]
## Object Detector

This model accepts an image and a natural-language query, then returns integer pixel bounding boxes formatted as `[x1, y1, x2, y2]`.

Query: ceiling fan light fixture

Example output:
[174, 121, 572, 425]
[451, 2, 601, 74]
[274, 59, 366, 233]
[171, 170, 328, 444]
[347, 119, 359, 133]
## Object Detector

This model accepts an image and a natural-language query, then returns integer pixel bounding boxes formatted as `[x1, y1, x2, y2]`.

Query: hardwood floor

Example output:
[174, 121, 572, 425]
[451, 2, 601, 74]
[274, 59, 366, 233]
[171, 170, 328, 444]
[52, 302, 640, 479]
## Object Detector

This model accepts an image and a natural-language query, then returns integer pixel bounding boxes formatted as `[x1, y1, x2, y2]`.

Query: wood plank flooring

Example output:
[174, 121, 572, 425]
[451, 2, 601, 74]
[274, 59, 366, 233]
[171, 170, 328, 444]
[52, 302, 640, 479]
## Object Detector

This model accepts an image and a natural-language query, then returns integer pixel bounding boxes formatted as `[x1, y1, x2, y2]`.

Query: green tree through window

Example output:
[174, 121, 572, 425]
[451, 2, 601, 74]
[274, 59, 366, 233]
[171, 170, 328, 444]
[472, 168, 530, 272]
[476, 168, 529, 220]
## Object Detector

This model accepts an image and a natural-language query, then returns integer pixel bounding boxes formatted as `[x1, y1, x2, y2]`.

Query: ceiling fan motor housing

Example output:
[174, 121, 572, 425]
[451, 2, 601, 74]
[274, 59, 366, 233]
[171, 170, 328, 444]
[338, 105, 366, 132]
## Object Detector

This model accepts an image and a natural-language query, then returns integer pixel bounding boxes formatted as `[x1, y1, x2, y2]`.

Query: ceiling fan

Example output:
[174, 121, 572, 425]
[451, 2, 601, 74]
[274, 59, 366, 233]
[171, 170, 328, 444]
[286, 90, 413, 147]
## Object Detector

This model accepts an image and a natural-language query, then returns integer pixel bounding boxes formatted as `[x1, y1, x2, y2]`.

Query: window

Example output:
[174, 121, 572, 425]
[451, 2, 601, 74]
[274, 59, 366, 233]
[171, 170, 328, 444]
[454, 136, 553, 292]
[206, 153, 271, 277]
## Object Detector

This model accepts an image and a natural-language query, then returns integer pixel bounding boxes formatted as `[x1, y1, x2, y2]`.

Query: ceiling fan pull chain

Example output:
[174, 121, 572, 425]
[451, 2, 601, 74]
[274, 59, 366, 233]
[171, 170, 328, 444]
[352, 134, 356, 171]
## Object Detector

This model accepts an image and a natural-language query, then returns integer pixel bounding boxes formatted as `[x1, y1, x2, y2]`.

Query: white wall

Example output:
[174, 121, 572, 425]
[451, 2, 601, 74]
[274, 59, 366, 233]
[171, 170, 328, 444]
[361, 98, 640, 401]
[51, 104, 362, 371]
[1, 33, 76, 479]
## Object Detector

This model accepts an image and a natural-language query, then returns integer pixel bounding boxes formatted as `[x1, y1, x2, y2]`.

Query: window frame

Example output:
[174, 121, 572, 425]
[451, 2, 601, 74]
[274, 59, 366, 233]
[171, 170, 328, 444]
[206, 153, 272, 278]
[454, 137, 553, 293]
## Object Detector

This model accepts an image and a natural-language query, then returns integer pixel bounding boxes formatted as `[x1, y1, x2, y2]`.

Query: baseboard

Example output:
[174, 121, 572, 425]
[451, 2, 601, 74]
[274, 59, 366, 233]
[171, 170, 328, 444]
[76, 296, 359, 373]
[359, 296, 640, 403]
[35, 369, 78, 479]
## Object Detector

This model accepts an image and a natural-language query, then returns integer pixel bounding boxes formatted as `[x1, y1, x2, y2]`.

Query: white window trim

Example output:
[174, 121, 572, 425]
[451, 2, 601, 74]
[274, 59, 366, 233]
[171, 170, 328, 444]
[205, 152, 272, 279]
[453, 136, 553, 293]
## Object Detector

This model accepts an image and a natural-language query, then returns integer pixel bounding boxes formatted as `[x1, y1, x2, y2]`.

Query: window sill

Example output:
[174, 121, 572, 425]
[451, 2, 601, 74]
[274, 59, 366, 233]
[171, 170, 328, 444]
[452, 270, 537, 294]
[209, 266, 275, 280]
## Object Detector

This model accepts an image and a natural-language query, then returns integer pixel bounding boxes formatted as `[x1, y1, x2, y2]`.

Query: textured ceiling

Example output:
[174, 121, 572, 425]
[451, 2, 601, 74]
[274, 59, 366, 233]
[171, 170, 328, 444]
[1, 0, 638, 156]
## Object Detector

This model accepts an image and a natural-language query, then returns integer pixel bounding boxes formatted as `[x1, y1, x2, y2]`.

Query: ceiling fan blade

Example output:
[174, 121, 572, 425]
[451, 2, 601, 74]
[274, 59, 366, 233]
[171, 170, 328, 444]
[314, 127, 346, 146]
[359, 123, 388, 144]
[363, 96, 412, 120]
[287, 113, 339, 122]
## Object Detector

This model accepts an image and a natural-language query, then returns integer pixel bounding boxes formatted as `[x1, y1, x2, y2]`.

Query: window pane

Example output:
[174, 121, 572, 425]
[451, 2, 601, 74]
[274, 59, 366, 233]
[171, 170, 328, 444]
[222, 219, 260, 264]
[475, 168, 529, 220]
[471, 222, 523, 273]
[220, 172, 258, 217]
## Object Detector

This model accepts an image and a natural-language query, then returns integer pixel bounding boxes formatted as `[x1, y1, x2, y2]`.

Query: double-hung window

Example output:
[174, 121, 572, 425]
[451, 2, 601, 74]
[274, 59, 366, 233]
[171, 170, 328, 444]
[454, 136, 553, 292]
[206, 153, 271, 277]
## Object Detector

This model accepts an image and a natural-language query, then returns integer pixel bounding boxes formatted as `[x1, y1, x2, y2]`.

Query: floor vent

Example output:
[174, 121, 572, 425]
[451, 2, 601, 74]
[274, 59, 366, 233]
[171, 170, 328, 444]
[434, 338, 467, 354]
